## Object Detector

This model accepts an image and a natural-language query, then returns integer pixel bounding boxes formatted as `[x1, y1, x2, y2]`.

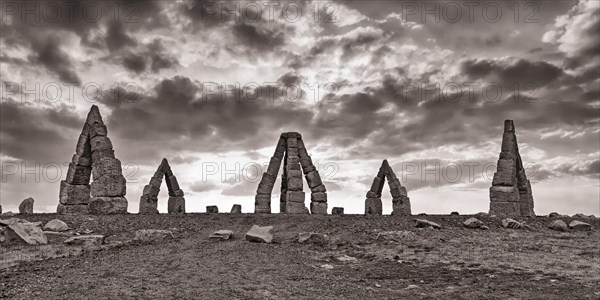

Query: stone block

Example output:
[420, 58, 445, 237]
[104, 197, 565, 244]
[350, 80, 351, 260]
[19, 197, 34, 214]
[167, 196, 185, 214]
[56, 203, 88, 215]
[86, 105, 104, 125]
[90, 136, 113, 152]
[311, 192, 327, 203]
[489, 201, 520, 217]
[59, 180, 91, 205]
[138, 194, 158, 214]
[365, 198, 382, 215]
[298, 149, 313, 169]
[91, 175, 126, 197]
[302, 164, 316, 174]
[142, 184, 160, 198]
[390, 185, 407, 198]
[297, 139, 305, 149]
[499, 151, 514, 161]
[311, 184, 327, 193]
[254, 203, 271, 214]
[287, 137, 298, 149]
[89, 124, 107, 138]
[165, 175, 180, 193]
[149, 176, 162, 188]
[285, 201, 308, 214]
[266, 157, 282, 176]
[206, 205, 218, 213]
[504, 120, 514, 132]
[255, 194, 272, 205]
[370, 177, 385, 194]
[230, 204, 242, 213]
[75, 134, 91, 156]
[492, 159, 516, 186]
[91, 149, 115, 162]
[72, 154, 92, 167]
[88, 197, 128, 214]
[501, 132, 517, 152]
[305, 170, 323, 188]
[287, 177, 303, 191]
[519, 194, 535, 217]
[366, 190, 381, 198]
[92, 157, 122, 181]
[392, 196, 411, 216]
[169, 189, 184, 197]
[287, 169, 302, 178]
[287, 147, 299, 157]
[489, 186, 519, 202]
[310, 202, 327, 215]
[66, 163, 91, 185]
[331, 207, 344, 215]
[286, 191, 306, 203]
[256, 173, 276, 194]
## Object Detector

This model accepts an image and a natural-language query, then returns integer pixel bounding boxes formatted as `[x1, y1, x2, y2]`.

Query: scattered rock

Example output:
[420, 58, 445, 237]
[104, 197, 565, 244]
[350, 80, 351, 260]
[335, 255, 358, 262]
[475, 212, 489, 217]
[502, 218, 525, 229]
[134, 229, 174, 243]
[406, 284, 419, 289]
[206, 205, 219, 213]
[64, 235, 105, 247]
[463, 218, 483, 229]
[481, 225, 490, 230]
[450, 211, 459, 216]
[573, 213, 589, 218]
[331, 207, 344, 215]
[245, 225, 273, 243]
[43, 219, 69, 232]
[298, 232, 329, 245]
[230, 204, 242, 214]
[4, 222, 47, 245]
[209, 230, 234, 240]
[548, 220, 568, 232]
[19, 197, 34, 214]
[414, 219, 441, 229]
[569, 220, 592, 231]
[1, 211, 16, 217]
[0, 218, 29, 226]
[320, 264, 334, 270]
[548, 212, 559, 218]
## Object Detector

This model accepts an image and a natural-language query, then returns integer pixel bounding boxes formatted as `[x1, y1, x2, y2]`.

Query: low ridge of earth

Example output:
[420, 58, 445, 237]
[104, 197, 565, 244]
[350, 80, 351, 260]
[1, 214, 599, 299]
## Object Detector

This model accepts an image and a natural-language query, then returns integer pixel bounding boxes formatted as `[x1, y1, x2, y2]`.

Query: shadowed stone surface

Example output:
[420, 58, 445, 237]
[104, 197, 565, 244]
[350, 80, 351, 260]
[18, 198, 34, 214]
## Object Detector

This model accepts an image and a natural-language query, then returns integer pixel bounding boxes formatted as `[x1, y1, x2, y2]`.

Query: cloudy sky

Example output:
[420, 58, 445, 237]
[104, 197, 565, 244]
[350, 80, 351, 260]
[1, 0, 598, 215]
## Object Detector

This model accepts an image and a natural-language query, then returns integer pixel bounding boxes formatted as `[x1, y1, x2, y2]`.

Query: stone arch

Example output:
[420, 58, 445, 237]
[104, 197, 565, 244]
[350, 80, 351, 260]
[365, 159, 411, 215]
[254, 132, 327, 214]
[139, 158, 186, 214]
[57, 105, 127, 215]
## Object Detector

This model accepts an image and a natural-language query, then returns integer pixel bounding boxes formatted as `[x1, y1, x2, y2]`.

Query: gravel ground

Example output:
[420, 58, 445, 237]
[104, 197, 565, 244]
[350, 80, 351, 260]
[1, 213, 599, 299]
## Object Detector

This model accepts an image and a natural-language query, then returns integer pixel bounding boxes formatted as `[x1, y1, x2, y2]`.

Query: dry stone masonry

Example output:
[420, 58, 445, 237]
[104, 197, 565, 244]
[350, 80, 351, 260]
[489, 120, 535, 217]
[365, 159, 411, 216]
[139, 158, 186, 214]
[254, 132, 327, 214]
[58, 105, 127, 215]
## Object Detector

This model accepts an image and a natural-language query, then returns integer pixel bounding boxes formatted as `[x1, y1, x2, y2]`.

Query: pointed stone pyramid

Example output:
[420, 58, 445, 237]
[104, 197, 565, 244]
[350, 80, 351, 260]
[139, 158, 186, 214]
[489, 120, 535, 217]
[365, 160, 411, 216]
[57, 105, 127, 214]
[255, 132, 327, 214]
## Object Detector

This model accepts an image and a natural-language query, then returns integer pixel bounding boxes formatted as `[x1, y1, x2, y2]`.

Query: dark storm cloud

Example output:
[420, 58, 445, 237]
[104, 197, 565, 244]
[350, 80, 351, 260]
[0, 101, 83, 162]
[231, 23, 286, 51]
[461, 58, 564, 87]
[104, 75, 315, 163]
[122, 51, 146, 73]
[118, 39, 179, 74]
[105, 21, 137, 53]
[30, 36, 81, 85]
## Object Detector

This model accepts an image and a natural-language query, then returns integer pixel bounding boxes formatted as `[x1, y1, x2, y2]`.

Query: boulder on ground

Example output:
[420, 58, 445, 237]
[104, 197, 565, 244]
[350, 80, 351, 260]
[548, 220, 568, 232]
[19, 197, 34, 214]
[206, 206, 219, 213]
[548, 212, 559, 218]
[245, 225, 273, 243]
[475, 212, 489, 217]
[230, 204, 242, 214]
[463, 218, 483, 229]
[450, 211, 459, 216]
[0, 218, 29, 226]
[43, 219, 69, 232]
[298, 232, 329, 245]
[414, 219, 441, 229]
[4, 222, 47, 245]
[64, 235, 105, 247]
[502, 218, 526, 229]
[209, 230, 234, 240]
[134, 229, 174, 243]
[569, 220, 592, 231]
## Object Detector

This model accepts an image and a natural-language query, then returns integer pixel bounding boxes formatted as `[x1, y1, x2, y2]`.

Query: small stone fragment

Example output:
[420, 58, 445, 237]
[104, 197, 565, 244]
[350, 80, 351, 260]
[209, 230, 234, 240]
[463, 218, 483, 229]
[331, 207, 344, 215]
[569, 220, 592, 231]
[414, 219, 442, 229]
[230, 204, 242, 214]
[64, 235, 105, 247]
[43, 219, 69, 232]
[298, 232, 329, 245]
[548, 220, 568, 232]
[134, 229, 173, 243]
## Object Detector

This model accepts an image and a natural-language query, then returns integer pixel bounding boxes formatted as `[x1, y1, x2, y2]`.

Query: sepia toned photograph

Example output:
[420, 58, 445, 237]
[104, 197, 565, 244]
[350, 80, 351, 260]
[0, 1, 598, 299]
